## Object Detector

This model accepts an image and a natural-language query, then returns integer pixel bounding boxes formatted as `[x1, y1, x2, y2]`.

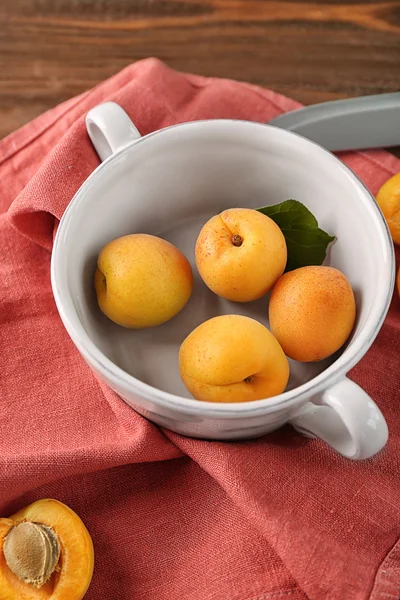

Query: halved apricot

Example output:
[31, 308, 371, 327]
[0, 499, 94, 600]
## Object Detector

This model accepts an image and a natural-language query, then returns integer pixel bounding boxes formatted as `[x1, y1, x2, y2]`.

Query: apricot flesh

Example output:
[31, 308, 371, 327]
[95, 233, 193, 328]
[179, 315, 289, 402]
[269, 266, 356, 362]
[0, 499, 94, 600]
[195, 208, 287, 302]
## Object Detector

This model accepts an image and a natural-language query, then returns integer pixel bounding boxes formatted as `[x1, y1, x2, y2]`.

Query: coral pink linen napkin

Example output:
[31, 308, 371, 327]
[1, 58, 400, 600]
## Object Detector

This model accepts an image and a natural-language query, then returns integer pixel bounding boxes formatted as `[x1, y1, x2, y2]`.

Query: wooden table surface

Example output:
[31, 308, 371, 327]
[1, 0, 399, 141]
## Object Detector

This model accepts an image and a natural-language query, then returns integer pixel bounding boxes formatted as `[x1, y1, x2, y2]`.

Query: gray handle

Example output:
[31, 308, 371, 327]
[268, 92, 400, 151]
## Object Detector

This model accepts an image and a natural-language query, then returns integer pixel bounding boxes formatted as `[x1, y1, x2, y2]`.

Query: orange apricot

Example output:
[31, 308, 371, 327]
[376, 173, 400, 245]
[195, 208, 287, 302]
[179, 315, 289, 402]
[269, 266, 356, 362]
[0, 499, 94, 600]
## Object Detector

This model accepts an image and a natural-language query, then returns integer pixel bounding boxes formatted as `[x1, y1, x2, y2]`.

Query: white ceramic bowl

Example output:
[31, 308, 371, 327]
[50, 102, 395, 459]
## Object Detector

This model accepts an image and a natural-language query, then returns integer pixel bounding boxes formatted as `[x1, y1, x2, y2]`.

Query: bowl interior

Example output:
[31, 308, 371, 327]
[53, 120, 392, 401]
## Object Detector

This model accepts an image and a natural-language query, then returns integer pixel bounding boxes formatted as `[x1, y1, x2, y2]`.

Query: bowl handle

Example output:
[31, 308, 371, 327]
[289, 377, 388, 460]
[85, 102, 142, 162]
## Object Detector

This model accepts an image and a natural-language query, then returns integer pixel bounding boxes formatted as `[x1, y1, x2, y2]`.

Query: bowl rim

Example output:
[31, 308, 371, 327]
[50, 118, 395, 417]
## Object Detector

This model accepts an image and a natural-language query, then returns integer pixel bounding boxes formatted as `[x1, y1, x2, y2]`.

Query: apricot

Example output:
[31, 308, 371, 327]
[0, 499, 94, 600]
[179, 315, 289, 402]
[376, 172, 400, 245]
[195, 208, 287, 302]
[95, 233, 193, 328]
[269, 266, 356, 362]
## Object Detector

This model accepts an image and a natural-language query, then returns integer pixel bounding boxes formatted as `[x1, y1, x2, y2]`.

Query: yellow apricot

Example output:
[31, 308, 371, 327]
[376, 172, 400, 245]
[195, 208, 287, 302]
[269, 266, 356, 362]
[95, 233, 193, 328]
[179, 315, 289, 402]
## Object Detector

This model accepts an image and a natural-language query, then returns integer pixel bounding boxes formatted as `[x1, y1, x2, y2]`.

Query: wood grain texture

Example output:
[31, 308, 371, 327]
[0, 0, 400, 144]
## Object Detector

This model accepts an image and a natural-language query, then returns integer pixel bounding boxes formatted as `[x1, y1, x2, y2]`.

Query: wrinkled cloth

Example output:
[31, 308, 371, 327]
[1, 58, 400, 600]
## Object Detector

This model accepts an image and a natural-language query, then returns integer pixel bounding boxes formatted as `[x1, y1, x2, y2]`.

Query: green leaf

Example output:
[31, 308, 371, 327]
[257, 199, 336, 272]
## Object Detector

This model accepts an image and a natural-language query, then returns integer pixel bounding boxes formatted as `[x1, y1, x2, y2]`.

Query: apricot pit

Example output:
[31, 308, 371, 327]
[3, 521, 60, 588]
